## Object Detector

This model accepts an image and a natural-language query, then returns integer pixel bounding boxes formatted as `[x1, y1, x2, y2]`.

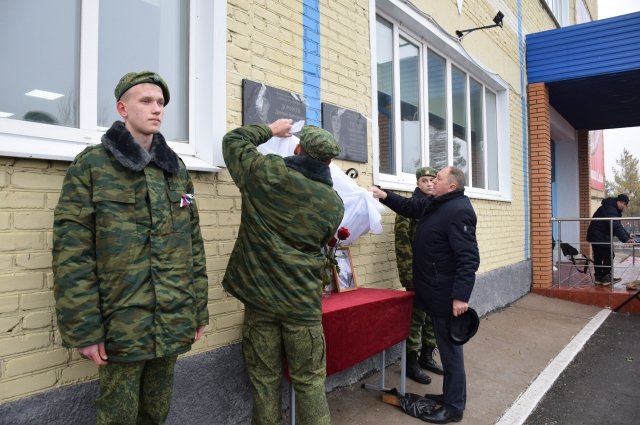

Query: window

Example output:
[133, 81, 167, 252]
[451, 66, 468, 177]
[376, 17, 394, 175]
[545, 0, 569, 26]
[399, 36, 421, 175]
[427, 50, 448, 171]
[0, 0, 226, 171]
[373, 5, 510, 200]
[575, 0, 592, 24]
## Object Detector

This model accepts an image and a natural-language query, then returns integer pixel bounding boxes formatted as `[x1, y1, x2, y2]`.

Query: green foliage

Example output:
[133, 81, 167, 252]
[605, 148, 640, 217]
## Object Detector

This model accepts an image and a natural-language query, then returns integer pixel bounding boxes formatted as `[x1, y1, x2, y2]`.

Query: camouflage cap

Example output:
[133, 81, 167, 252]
[416, 166, 438, 180]
[299, 125, 341, 161]
[114, 71, 170, 105]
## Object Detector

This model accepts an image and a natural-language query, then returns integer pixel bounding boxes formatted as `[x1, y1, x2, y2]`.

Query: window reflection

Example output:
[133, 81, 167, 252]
[452, 66, 468, 180]
[376, 17, 395, 175]
[399, 36, 421, 174]
[486, 89, 499, 190]
[470, 78, 485, 188]
[98, 0, 188, 141]
[427, 50, 448, 170]
[0, 0, 80, 127]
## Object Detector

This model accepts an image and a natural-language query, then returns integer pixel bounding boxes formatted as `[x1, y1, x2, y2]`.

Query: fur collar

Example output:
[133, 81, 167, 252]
[102, 121, 180, 174]
[283, 155, 333, 186]
[411, 187, 429, 199]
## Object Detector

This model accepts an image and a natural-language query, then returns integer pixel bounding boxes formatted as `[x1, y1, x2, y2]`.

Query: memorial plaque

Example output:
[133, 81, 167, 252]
[243, 79, 306, 125]
[322, 103, 368, 163]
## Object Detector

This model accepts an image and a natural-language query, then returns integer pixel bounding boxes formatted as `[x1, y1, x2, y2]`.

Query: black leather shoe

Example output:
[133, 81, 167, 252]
[420, 406, 463, 424]
[419, 349, 444, 375]
[407, 351, 432, 384]
[423, 393, 444, 403]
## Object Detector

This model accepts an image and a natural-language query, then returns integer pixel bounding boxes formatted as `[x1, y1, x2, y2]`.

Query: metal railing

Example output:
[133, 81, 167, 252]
[552, 216, 640, 288]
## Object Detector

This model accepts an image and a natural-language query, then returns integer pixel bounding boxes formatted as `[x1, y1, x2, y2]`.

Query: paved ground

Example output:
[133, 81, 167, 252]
[325, 293, 639, 425]
[524, 312, 640, 425]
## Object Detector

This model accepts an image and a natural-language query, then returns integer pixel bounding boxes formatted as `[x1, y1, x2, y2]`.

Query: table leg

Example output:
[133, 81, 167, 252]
[362, 351, 392, 391]
[289, 382, 295, 425]
[399, 340, 406, 395]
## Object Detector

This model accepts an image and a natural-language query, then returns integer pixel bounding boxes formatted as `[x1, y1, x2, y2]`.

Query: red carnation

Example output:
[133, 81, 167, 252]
[328, 236, 338, 247]
[337, 227, 350, 240]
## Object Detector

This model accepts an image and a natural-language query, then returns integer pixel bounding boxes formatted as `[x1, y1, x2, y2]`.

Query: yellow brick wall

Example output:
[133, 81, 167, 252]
[0, 158, 65, 401]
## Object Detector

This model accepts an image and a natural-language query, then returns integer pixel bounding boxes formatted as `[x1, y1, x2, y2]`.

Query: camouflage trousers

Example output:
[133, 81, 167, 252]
[406, 303, 437, 354]
[96, 355, 178, 425]
[243, 308, 330, 425]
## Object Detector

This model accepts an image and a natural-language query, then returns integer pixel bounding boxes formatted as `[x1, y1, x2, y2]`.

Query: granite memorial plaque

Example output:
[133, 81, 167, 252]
[322, 103, 368, 163]
[243, 79, 306, 125]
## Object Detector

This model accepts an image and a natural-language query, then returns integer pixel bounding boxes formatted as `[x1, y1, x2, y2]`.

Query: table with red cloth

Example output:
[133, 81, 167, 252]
[289, 288, 414, 424]
[322, 287, 414, 376]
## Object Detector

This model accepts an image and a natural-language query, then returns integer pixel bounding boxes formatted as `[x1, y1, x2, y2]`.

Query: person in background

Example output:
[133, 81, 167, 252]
[52, 71, 209, 424]
[586, 194, 635, 285]
[394, 166, 444, 385]
[369, 166, 479, 424]
[222, 120, 344, 425]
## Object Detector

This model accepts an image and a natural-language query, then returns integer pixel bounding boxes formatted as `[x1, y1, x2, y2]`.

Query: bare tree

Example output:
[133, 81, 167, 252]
[605, 148, 640, 219]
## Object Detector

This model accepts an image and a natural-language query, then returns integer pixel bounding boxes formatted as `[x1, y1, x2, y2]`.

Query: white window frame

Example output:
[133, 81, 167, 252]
[0, 0, 226, 172]
[371, 0, 512, 202]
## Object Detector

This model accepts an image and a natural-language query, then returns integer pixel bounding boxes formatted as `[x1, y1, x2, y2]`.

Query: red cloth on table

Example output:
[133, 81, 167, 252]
[322, 288, 413, 376]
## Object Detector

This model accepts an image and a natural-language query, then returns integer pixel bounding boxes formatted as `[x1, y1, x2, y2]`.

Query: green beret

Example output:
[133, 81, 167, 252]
[299, 125, 341, 161]
[416, 166, 438, 180]
[114, 71, 170, 105]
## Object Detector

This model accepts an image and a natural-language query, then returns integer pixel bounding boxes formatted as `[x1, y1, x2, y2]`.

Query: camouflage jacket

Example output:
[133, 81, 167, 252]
[394, 188, 429, 289]
[222, 124, 344, 325]
[52, 121, 209, 362]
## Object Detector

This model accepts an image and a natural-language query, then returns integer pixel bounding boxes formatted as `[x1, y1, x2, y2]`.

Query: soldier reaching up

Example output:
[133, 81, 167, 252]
[222, 121, 344, 425]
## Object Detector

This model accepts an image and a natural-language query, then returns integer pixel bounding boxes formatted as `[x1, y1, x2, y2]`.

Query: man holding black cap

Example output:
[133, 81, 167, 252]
[587, 194, 635, 285]
[53, 71, 209, 424]
[369, 166, 479, 423]
[222, 121, 344, 425]
[395, 166, 443, 385]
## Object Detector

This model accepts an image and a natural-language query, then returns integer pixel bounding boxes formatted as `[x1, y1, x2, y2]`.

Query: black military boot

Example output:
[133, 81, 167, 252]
[419, 347, 444, 375]
[407, 351, 431, 384]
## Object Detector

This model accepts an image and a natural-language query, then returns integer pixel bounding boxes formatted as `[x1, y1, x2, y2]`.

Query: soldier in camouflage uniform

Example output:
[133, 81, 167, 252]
[222, 121, 344, 425]
[395, 166, 444, 385]
[52, 71, 209, 425]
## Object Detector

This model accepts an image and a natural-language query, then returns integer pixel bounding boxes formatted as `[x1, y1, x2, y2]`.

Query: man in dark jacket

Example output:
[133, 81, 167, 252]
[369, 166, 479, 424]
[586, 194, 634, 285]
[222, 121, 344, 425]
[394, 166, 443, 385]
[53, 71, 209, 424]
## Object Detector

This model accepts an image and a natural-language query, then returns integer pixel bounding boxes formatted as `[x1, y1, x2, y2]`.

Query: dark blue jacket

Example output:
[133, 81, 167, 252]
[586, 198, 630, 243]
[383, 189, 479, 316]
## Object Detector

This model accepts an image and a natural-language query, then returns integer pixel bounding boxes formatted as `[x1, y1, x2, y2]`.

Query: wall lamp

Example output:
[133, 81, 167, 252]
[455, 11, 504, 40]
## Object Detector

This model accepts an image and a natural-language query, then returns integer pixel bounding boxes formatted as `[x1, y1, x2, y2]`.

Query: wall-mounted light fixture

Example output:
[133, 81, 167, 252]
[455, 11, 504, 41]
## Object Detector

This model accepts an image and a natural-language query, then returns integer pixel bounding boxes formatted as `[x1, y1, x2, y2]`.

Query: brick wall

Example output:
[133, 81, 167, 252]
[577, 129, 592, 254]
[528, 83, 553, 288]
[0, 158, 65, 401]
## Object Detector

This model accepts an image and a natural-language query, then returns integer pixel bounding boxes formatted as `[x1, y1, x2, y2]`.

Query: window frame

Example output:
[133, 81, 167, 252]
[370, 0, 511, 201]
[0, 0, 226, 172]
